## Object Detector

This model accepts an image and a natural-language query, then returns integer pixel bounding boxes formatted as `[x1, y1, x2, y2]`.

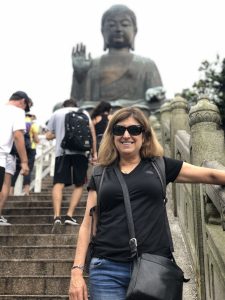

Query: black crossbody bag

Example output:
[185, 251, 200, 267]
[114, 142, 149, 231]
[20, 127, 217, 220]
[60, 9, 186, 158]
[113, 159, 189, 300]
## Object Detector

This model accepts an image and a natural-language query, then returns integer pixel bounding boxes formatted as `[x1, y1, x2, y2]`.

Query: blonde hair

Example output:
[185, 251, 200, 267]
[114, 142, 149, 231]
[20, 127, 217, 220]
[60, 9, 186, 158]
[98, 107, 164, 166]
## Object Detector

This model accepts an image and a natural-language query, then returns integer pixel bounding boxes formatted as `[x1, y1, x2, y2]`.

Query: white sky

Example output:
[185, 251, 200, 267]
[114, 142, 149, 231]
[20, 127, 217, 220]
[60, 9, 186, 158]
[0, 0, 225, 125]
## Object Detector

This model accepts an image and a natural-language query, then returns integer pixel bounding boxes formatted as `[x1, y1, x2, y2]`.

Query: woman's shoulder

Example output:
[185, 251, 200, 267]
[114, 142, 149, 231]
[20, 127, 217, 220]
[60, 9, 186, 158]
[92, 115, 102, 125]
[107, 113, 112, 120]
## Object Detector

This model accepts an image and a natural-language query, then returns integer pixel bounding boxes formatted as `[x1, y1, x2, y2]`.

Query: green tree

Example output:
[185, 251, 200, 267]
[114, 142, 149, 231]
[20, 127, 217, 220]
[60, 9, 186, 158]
[180, 55, 225, 128]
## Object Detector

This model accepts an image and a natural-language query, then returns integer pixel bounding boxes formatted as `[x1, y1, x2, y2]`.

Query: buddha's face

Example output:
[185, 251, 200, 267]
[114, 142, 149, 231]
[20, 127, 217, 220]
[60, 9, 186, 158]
[102, 13, 136, 50]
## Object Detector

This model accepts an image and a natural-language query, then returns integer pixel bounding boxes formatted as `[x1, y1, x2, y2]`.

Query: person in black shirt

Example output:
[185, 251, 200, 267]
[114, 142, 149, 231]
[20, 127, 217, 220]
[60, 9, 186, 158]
[91, 101, 112, 151]
[69, 107, 225, 300]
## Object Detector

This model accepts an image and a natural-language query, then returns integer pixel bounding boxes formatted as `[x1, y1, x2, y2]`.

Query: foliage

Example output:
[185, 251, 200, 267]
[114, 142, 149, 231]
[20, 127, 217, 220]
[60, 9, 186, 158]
[180, 55, 225, 128]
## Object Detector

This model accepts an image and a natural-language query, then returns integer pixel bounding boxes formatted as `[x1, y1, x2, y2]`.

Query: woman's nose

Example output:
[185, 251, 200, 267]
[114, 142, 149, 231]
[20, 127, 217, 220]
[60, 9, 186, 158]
[122, 129, 131, 137]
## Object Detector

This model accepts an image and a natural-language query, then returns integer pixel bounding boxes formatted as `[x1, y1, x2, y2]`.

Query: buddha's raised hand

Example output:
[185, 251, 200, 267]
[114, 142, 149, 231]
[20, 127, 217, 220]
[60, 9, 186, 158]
[72, 43, 92, 83]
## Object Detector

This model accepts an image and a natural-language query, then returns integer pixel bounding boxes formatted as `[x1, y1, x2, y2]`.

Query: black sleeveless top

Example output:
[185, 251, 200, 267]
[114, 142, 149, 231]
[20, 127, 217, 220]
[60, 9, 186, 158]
[94, 114, 109, 136]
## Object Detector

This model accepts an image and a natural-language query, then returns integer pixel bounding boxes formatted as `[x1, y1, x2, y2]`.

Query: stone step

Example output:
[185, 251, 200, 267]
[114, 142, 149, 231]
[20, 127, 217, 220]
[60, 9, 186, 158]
[3, 207, 86, 216]
[4, 215, 83, 224]
[0, 234, 77, 246]
[7, 195, 76, 201]
[0, 275, 78, 295]
[0, 259, 73, 276]
[0, 245, 76, 259]
[0, 224, 80, 234]
[32, 185, 81, 191]
[0, 173, 91, 299]
[6, 198, 87, 206]
[5, 201, 80, 208]
[27, 191, 88, 197]
[8, 190, 88, 198]
[0, 292, 72, 299]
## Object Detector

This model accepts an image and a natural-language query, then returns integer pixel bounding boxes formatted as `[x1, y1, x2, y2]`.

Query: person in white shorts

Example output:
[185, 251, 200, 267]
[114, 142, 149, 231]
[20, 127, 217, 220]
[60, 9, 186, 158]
[0, 91, 32, 225]
[0, 154, 16, 225]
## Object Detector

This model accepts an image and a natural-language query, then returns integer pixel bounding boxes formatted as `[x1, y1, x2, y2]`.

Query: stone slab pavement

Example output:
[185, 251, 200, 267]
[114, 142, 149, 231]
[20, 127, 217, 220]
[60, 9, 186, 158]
[167, 186, 198, 300]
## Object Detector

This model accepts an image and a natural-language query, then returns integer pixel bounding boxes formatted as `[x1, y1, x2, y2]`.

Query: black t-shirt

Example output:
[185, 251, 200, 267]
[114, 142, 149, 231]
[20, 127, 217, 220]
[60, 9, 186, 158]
[88, 157, 183, 262]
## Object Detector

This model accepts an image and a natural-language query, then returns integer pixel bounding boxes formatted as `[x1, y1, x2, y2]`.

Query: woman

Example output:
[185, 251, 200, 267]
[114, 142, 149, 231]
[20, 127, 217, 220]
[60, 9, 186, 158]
[91, 101, 112, 150]
[69, 107, 225, 300]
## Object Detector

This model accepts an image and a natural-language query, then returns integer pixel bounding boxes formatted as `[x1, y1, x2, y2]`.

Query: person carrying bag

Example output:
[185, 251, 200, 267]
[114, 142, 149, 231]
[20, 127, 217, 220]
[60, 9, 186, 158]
[114, 163, 188, 300]
[69, 107, 225, 300]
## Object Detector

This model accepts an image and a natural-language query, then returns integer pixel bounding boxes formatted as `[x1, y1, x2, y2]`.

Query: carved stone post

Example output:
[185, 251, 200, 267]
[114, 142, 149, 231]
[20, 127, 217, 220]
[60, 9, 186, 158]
[189, 95, 225, 300]
[189, 96, 225, 164]
[149, 115, 161, 143]
[170, 96, 189, 215]
[160, 101, 171, 156]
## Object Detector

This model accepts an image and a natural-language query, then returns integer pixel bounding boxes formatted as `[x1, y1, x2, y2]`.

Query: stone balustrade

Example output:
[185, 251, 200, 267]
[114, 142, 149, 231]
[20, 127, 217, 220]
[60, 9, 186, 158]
[14, 138, 55, 195]
[160, 95, 225, 300]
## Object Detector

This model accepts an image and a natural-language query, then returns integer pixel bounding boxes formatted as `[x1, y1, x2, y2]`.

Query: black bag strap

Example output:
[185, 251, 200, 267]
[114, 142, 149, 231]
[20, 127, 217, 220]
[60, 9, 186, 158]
[151, 157, 174, 252]
[94, 166, 106, 217]
[114, 162, 190, 282]
[113, 166, 138, 258]
[113, 158, 174, 257]
[89, 166, 106, 240]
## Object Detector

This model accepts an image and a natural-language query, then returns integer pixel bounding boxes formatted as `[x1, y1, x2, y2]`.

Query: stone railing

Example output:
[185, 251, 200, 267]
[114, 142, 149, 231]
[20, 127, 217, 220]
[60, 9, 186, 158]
[160, 95, 225, 300]
[14, 137, 55, 195]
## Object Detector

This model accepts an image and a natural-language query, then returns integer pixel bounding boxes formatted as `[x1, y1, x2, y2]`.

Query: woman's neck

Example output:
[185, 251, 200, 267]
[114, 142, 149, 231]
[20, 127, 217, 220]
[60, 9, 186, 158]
[119, 156, 141, 174]
[119, 156, 141, 167]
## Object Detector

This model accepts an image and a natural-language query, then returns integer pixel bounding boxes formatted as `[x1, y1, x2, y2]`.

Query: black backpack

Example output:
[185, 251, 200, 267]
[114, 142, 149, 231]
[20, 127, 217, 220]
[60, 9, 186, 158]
[60, 109, 92, 152]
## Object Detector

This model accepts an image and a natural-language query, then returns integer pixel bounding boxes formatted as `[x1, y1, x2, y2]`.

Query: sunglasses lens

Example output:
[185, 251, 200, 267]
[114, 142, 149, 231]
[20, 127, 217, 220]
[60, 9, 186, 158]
[127, 125, 143, 135]
[113, 125, 143, 136]
[113, 125, 126, 136]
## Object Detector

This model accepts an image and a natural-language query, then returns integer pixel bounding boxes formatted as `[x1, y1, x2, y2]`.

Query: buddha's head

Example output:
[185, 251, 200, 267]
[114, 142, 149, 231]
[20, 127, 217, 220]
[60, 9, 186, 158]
[101, 5, 137, 51]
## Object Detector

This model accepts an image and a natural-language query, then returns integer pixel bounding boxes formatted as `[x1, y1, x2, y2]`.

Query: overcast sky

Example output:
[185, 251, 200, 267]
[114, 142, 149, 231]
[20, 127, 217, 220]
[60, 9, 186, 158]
[0, 0, 224, 125]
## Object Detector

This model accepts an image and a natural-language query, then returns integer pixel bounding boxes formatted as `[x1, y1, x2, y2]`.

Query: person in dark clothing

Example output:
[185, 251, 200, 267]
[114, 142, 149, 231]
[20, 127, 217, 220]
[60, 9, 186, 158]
[10, 112, 39, 196]
[69, 107, 225, 300]
[91, 101, 112, 150]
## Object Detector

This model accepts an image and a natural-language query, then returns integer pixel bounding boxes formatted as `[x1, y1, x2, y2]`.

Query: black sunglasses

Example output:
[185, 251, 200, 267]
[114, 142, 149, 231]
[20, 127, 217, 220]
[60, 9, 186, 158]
[112, 124, 144, 136]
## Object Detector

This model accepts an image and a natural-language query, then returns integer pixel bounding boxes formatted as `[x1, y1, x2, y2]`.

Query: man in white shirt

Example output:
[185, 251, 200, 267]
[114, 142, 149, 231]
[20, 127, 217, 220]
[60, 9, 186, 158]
[0, 91, 31, 225]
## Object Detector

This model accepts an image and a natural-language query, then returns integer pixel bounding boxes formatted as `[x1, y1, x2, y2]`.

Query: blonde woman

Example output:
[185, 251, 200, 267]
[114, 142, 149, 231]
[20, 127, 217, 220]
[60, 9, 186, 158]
[69, 107, 225, 300]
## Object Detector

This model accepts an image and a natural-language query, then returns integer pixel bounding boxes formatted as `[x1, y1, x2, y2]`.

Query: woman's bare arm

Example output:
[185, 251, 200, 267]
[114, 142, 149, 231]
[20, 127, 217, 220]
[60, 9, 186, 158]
[176, 162, 225, 185]
[69, 189, 97, 300]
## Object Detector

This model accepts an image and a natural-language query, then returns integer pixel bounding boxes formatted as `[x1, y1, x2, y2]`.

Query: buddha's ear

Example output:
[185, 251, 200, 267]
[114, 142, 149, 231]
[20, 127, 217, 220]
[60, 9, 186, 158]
[101, 29, 108, 51]
[131, 29, 137, 51]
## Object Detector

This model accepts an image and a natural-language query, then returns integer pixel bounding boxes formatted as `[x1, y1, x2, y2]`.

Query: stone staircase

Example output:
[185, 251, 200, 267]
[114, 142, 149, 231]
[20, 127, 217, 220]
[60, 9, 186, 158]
[0, 175, 87, 299]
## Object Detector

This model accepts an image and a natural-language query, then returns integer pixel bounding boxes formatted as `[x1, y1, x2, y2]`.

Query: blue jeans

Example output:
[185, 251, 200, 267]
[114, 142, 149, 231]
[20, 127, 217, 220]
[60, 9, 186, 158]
[89, 257, 132, 300]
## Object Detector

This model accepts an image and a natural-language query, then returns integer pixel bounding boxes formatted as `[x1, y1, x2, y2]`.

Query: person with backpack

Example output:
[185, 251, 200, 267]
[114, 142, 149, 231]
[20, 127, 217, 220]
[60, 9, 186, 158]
[69, 107, 225, 300]
[46, 99, 97, 226]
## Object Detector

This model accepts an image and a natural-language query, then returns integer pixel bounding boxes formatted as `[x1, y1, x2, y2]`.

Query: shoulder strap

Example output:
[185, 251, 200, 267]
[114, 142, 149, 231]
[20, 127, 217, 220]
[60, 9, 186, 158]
[151, 157, 166, 199]
[88, 165, 106, 241]
[113, 166, 138, 258]
[93, 165, 106, 191]
[151, 157, 174, 252]
[92, 165, 106, 216]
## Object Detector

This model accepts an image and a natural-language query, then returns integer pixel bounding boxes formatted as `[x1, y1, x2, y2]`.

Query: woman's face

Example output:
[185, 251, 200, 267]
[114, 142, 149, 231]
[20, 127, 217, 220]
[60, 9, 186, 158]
[113, 116, 144, 158]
